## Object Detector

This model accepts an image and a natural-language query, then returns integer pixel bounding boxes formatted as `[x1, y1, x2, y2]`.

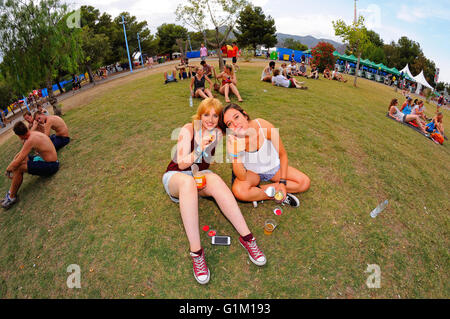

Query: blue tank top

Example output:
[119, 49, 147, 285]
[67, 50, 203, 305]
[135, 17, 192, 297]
[403, 104, 412, 115]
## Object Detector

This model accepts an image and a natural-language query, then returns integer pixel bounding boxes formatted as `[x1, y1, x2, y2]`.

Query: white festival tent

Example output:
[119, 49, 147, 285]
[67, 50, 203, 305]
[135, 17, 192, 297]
[413, 70, 434, 91]
[399, 64, 416, 81]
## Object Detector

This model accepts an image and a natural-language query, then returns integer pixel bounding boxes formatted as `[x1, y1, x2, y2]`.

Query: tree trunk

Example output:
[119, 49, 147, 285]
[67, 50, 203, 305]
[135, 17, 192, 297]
[56, 78, 64, 94]
[87, 65, 96, 85]
[46, 78, 62, 116]
[354, 52, 361, 87]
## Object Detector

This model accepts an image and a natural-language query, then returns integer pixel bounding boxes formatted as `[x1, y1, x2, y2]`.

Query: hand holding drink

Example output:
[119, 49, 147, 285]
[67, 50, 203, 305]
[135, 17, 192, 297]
[191, 164, 206, 189]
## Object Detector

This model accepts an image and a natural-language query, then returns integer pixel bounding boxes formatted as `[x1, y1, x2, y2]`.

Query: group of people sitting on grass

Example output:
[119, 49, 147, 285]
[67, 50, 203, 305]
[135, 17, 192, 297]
[162, 98, 310, 285]
[2, 105, 70, 209]
[260, 61, 348, 89]
[260, 61, 308, 89]
[165, 59, 244, 103]
[388, 97, 445, 141]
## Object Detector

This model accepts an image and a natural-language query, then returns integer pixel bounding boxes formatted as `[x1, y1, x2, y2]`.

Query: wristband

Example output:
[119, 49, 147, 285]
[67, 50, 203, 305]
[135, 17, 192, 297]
[279, 179, 287, 185]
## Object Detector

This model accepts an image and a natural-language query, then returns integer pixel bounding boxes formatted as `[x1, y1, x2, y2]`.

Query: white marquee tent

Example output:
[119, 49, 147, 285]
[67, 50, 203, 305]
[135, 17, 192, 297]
[413, 70, 434, 90]
[400, 64, 415, 80]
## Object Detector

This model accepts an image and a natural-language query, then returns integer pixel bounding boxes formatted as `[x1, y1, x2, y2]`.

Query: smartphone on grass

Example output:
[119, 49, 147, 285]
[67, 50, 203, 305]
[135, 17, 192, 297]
[211, 235, 231, 246]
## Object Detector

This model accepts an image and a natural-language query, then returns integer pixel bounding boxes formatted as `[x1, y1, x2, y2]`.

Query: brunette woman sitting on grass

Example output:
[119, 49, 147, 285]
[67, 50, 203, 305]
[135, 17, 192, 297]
[219, 104, 311, 207]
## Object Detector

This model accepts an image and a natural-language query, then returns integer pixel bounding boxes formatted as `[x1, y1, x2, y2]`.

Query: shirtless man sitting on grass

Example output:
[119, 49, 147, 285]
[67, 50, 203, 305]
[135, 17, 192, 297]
[23, 111, 44, 134]
[33, 111, 70, 151]
[2, 122, 59, 209]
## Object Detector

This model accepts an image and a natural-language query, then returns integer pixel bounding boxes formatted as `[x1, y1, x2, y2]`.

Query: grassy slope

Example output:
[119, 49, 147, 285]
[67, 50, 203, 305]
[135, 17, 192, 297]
[0, 64, 448, 298]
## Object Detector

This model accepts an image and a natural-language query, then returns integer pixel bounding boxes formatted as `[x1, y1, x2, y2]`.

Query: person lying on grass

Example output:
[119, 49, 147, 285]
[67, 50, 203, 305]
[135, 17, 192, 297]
[217, 65, 243, 103]
[332, 68, 348, 82]
[164, 70, 178, 84]
[190, 67, 214, 100]
[388, 98, 429, 135]
[308, 64, 319, 79]
[323, 67, 332, 80]
[271, 69, 308, 90]
[23, 111, 45, 134]
[33, 111, 70, 151]
[261, 61, 276, 82]
[162, 98, 266, 285]
[426, 112, 445, 136]
[219, 103, 310, 207]
[2, 121, 59, 209]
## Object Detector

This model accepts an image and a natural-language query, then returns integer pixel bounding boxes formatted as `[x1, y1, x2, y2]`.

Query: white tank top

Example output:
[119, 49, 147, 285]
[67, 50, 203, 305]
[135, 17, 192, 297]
[241, 120, 281, 174]
[393, 106, 404, 121]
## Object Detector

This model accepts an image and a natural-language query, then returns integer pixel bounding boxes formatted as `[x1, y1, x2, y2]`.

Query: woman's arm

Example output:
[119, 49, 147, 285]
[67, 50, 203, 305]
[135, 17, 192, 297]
[176, 124, 197, 170]
[263, 119, 288, 181]
[189, 77, 194, 95]
[206, 76, 213, 88]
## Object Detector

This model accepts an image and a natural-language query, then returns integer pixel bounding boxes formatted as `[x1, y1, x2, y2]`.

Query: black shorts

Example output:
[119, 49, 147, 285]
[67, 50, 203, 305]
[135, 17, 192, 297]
[232, 57, 237, 64]
[50, 134, 70, 151]
[27, 155, 59, 176]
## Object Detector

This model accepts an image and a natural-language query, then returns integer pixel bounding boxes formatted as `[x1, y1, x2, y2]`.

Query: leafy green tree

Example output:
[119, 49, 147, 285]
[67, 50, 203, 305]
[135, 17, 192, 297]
[0, 0, 83, 115]
[282, 38, 308, 51]
[176, 0, 248, 70]
[333, 16, 369, 87]
[80, 26, 112, 84]
[156, 23, 188, 58]
[235, 5, 277, 54]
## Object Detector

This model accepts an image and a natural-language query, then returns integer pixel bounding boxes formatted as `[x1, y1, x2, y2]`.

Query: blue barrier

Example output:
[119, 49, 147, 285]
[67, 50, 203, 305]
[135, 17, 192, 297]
[276, 48, 310, 63]
[187, 51, 201, 59]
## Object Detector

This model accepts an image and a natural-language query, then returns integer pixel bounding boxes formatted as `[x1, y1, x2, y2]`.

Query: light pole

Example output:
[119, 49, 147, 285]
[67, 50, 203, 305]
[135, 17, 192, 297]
[120, 15, 133, 73]
[137, 33, 144, 66]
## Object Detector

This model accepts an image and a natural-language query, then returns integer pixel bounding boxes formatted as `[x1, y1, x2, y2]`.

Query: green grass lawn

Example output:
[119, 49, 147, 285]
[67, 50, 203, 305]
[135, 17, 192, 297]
[0, 64, 448, 298]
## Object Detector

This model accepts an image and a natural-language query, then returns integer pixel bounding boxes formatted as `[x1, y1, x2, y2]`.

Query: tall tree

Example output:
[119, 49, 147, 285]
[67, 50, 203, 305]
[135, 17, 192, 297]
[176, 0, 248, 70]
[156, 23, 188, 58]
[0, 0, 83, 115]
[235, 5, 277, 54]
[80, 26, 112, 84]
[333, 16, 369, 87]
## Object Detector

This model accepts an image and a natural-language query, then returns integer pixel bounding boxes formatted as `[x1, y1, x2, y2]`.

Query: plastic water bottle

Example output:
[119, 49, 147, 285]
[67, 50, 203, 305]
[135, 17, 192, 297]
[370, 200, 388, 218]
[189, 95, 193, 107]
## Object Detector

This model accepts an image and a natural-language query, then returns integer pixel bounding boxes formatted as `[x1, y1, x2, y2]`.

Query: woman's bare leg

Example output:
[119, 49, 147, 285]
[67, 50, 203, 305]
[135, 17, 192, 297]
[229, 83, 243, 102]
[198, 173, 251, 236]
[270, 166, 311, 193]
[204, 89, 213, 98]
[168, 173, 201, 252]
[195, 89, 208, 99]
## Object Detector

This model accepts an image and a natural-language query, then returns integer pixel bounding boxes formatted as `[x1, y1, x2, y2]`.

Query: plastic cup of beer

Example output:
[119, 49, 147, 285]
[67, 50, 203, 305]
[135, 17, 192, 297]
[194, 174, 206, 189]
[264, 219, 277, 236]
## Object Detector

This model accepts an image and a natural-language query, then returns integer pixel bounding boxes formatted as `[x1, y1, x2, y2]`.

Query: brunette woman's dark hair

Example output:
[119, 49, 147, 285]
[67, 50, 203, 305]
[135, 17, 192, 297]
[389, 98, 398, 111]
[218, 103, 250, 133]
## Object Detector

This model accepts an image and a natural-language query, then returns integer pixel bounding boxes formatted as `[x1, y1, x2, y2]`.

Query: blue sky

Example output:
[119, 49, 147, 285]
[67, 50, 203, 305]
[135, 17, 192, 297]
[74, 0, 450, 82]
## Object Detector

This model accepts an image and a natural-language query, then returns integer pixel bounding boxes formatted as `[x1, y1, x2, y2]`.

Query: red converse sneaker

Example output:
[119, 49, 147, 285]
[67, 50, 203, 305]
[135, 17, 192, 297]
[239, 236, 266, 266]
[189, 249, 210, 285]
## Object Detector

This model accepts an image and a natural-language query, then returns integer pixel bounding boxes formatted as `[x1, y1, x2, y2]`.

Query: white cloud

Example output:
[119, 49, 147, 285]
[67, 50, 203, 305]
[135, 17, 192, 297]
[397, 3, 450, 23]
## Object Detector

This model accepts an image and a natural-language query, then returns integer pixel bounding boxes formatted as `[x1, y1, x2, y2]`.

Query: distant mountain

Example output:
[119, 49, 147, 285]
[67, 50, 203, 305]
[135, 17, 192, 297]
[276, 33, 346, 53]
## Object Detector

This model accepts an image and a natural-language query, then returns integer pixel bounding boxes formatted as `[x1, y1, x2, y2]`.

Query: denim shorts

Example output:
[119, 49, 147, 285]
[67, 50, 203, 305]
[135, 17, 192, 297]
[162, 169, 212, 203]
[231, 164, 281, 185]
